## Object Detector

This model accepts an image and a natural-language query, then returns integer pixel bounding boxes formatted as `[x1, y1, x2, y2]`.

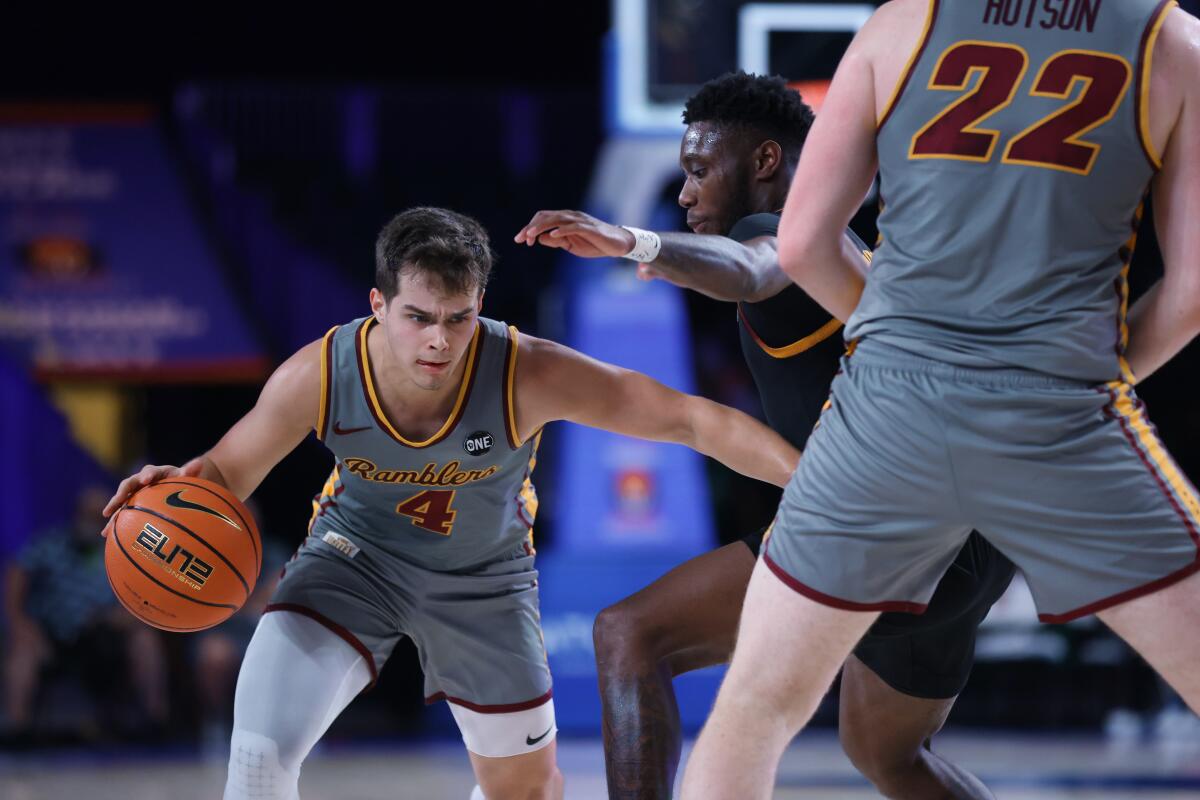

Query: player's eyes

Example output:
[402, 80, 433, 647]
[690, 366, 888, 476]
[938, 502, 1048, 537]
[409, 315, 429, 323]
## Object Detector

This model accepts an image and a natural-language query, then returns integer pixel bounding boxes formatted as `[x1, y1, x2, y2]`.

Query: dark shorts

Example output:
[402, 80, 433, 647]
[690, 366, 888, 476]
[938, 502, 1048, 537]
[742, 528, 1014, 699]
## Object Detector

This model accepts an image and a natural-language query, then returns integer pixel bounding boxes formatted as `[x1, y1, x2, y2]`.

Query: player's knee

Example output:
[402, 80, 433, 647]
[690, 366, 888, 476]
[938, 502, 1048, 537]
[479, 761, 562, 800]
[593, 600, 661, 667]
[225, 728, 300, 800]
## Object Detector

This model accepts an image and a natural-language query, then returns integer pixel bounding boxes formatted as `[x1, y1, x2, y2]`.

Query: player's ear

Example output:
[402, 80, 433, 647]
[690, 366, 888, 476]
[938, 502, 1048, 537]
[370, 288, 387, 322]
[475, 289, 485, 313]
[756, 140, 784, 180]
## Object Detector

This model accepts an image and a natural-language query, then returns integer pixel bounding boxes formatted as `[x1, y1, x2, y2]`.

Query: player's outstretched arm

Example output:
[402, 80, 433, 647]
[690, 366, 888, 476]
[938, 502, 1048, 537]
[513, 333, 799, 487]
[777, 12, 881, 322]
[515, 209, 789, 302]
[1124, 8, 1200, 383]
[102, 338, 324, 518]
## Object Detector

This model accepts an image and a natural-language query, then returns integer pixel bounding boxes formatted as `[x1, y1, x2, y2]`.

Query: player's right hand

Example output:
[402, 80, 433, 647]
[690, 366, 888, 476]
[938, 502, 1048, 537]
[101, 458, 205, 524]
[514, 210, 636, 259]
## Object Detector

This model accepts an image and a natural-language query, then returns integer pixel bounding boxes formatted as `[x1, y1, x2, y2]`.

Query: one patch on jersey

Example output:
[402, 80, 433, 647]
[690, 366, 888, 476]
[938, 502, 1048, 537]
[321, 531, 360, 559]
[463, 430, 494, 457]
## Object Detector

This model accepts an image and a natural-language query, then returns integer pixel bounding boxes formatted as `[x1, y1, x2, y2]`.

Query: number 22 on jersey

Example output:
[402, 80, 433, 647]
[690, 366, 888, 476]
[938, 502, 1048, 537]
[909, 41, 1131, 175]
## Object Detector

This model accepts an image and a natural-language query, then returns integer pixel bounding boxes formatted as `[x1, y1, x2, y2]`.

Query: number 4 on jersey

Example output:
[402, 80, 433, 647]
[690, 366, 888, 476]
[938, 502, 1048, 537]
[396, 490, 457, 536]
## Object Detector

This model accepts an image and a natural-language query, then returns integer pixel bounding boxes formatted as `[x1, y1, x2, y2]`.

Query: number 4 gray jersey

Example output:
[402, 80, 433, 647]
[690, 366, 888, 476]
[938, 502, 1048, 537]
[309, 316, 540, 572]
[847, 0, 1173, 383]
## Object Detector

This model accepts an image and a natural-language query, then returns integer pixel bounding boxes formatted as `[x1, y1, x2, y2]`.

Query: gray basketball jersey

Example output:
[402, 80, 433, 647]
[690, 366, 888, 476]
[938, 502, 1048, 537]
[308, 316, 540, 572]
[846, 0, 1174, 382]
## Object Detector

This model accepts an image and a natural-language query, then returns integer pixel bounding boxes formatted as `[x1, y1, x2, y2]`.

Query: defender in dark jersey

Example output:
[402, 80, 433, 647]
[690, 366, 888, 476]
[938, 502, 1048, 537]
[517, 72, 1013, 800]
[684, 3, 1200, 798]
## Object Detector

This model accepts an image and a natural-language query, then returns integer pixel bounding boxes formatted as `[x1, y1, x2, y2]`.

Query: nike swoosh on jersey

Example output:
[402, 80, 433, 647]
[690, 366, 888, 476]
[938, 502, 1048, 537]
[164, 491, 242, 530]
[333, 421, 373, 435]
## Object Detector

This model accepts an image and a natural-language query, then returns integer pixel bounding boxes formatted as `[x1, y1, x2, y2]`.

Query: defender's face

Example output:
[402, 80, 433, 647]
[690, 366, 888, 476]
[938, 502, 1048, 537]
[372, 271, 482, 392]
[678, 122, 749, 237]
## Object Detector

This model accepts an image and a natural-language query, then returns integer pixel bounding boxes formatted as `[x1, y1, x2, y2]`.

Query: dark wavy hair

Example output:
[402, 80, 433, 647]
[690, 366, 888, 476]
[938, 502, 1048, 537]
[375, 207, 494, 300]
[682, 71, 816, 163]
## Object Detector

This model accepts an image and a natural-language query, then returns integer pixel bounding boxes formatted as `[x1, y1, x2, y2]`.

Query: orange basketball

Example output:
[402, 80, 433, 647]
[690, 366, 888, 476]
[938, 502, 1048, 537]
[104, 476, 261, 632]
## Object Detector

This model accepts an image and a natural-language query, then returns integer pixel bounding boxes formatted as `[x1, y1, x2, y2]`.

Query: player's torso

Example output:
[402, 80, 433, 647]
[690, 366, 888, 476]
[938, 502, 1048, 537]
[310, 316, 539, 572]
[730, 213, 864, 449]
[849, 0, 1172, 383]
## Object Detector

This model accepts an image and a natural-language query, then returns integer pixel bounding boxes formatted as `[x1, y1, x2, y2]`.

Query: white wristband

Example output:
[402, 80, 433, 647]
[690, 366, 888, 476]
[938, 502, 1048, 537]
[621, 226, 662, 263]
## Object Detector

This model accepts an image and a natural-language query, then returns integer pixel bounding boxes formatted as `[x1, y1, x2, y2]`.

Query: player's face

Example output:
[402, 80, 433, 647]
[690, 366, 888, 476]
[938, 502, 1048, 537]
[678, 122, 751, 236]
[372, 271, 483, 392]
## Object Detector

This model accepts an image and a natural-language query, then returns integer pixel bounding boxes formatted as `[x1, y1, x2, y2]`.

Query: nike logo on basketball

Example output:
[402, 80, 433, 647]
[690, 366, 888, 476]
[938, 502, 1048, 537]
[526, 726, 553, 746]
[164, 491, 242, 530]
[333, 421, 372, 435]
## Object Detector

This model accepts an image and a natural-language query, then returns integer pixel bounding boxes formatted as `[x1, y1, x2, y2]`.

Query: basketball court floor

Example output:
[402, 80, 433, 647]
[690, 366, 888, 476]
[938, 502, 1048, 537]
[3, 730, 1199, 798]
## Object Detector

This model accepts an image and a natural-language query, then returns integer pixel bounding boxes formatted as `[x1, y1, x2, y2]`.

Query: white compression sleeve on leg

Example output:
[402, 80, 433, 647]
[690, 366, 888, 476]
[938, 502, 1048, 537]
[224, 611, 372, 800]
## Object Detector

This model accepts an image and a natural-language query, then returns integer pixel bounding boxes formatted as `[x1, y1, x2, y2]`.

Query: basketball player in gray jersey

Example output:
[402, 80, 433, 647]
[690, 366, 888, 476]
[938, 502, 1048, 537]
[683, 1, 1200, 797]
[102, 207, 800, 800]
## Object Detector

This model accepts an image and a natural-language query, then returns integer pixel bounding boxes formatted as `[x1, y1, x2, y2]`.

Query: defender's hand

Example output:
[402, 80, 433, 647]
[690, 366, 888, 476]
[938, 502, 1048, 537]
[515, 210, 636, 259]
[101, 458, 205, 523]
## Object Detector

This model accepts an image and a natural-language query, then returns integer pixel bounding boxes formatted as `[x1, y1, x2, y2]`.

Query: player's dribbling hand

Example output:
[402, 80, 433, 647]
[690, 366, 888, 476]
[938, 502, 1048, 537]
[101, 458, 205, 524]
[514, 210, 635, 259]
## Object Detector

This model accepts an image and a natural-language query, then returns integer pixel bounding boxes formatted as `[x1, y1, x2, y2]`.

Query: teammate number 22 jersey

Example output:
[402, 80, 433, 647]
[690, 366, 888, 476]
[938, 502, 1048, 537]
[847, 0, 1174, 383]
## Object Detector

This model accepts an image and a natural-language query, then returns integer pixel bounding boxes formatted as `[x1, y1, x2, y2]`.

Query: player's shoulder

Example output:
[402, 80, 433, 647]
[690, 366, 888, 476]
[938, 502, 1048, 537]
[728, 212, 781, 244]
[1157, 6, 1200, 74]
[267, 331, 329, 394]
[853, 0, 932, 63]
[512, 329, 566, 372]
[860, 0, 928, 39]
[511, 331, 613, 395]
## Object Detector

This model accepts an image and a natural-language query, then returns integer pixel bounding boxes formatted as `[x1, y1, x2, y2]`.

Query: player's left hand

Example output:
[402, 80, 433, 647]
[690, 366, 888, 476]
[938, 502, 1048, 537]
[514, 210, 635, 259]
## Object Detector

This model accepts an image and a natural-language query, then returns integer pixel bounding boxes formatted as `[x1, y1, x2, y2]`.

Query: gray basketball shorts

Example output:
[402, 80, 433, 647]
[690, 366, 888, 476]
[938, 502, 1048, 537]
[265, 531, 552, 711]
[764, 340, 1200, 623]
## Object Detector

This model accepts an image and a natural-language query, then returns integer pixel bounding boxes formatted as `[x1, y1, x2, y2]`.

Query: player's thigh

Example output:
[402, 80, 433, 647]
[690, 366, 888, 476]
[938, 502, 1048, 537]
[267, 541, 408, 681]
[232, 611, 372, 766]
[853, 531, 1014, 701]
[596, 538, 756, 674]
[765, 354, 972, 609]
[1096, 569, 1200, 709]
[416, 550, 555, 758]
[957, 381, 1200, 622]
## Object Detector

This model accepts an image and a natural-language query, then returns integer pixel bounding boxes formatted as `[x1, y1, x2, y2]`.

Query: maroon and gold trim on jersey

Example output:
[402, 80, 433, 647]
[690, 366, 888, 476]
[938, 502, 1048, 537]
[738, 309, 843, 360]
[1135, 0, 1175, 169]
[354, 316, 482, 449]
[737, 248, 869, 360]
[1112, 201, 1145, 385]
[316, 325, 339, 441]
[878, 0, 940, 131]
[502, 325, 524, 448]
[308, 463, 344, 534]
